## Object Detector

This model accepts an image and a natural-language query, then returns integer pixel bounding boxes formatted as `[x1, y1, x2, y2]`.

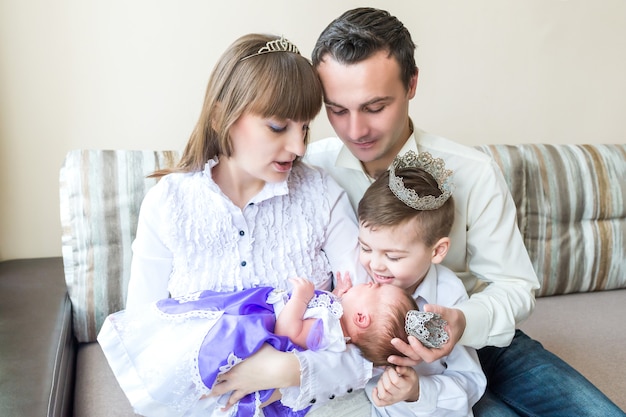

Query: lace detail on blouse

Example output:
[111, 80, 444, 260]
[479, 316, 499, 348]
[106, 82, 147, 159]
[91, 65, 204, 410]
[155, 162, 335, 296]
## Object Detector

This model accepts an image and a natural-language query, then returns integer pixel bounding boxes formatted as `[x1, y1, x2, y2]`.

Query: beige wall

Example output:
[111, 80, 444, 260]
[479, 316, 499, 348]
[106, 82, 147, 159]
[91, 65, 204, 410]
[1, 0, 625, 261]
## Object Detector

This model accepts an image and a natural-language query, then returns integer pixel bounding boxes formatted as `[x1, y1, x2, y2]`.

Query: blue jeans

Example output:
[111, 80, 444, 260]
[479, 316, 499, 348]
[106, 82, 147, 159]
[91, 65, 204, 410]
[473, 330, 625, 416]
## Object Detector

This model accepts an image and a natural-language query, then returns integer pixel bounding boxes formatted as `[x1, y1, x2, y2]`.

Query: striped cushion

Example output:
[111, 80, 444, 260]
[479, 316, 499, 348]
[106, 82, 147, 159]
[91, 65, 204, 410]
[475, 144, 626, 297]
[59, 150, 179, 342]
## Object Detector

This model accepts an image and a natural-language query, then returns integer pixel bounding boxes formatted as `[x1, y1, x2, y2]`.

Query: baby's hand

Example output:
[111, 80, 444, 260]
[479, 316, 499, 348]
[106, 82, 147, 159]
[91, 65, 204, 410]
[372, 366, 420, 407]
[289, 277, 315, 305]
[333, 271, 353, 297]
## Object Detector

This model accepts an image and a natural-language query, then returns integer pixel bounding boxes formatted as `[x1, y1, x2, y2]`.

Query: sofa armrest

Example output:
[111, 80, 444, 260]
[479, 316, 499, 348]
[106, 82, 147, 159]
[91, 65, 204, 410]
[0, 257, 75, 417]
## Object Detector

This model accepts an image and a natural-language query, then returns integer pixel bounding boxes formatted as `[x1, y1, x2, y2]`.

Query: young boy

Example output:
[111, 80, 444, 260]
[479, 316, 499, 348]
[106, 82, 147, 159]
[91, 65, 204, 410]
[356, 150, 486, 416]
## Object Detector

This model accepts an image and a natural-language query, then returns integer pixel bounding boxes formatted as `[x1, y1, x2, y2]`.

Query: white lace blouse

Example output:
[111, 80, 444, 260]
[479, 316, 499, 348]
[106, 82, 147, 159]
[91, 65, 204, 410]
[123, 158, 372, 411]
[126, 158, 366, 309]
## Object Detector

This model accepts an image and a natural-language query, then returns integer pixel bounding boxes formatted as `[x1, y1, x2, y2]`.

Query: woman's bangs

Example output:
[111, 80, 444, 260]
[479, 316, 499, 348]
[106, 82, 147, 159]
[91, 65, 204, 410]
[248, 56, 322, 121]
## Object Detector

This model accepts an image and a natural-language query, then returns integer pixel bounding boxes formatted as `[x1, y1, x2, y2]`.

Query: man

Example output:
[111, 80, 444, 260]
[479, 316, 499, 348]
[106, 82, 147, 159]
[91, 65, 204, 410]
[304, 7, 623, 416]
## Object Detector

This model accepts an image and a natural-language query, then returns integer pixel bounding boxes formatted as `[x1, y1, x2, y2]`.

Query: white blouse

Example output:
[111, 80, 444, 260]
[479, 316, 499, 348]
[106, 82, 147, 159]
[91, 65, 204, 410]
[123, 158, 373, 412]
[126, 158, 367, 311]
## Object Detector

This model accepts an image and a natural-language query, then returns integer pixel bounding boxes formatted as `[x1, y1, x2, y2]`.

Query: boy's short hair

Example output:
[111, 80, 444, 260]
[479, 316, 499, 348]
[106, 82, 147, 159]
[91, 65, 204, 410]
[358, 167, 455, 247]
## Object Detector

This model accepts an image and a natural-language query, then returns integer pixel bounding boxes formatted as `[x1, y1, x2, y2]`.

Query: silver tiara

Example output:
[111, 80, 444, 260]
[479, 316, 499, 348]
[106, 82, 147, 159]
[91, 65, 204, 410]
[240, 36, 300, 61]
[405, 310, 449, 349]
[389, 151, 453, 211]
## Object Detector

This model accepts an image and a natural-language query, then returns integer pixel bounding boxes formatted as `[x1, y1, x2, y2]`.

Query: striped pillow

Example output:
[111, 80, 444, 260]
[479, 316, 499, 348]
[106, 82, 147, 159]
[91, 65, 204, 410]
[475, 144, 626, 297]
[60, 150, 179, 342]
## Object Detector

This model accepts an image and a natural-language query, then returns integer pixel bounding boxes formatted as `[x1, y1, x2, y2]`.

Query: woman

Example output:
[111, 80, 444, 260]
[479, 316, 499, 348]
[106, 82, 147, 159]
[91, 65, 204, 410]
[109, 33, 370, 415]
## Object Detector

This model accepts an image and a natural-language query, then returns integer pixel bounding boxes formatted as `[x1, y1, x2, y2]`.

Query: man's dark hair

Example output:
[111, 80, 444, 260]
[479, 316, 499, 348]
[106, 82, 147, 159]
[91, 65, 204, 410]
[312, 7, 417, 90]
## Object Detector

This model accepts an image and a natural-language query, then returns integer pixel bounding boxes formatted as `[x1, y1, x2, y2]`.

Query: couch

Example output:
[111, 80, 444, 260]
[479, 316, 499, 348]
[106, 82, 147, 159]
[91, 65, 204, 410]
[1, 144, 624, 416]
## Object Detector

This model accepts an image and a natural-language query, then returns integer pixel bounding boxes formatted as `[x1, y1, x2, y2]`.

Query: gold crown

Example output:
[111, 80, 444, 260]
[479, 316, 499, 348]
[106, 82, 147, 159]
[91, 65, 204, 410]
[240, 36, 300, 61]
[388, 151, 454, 211]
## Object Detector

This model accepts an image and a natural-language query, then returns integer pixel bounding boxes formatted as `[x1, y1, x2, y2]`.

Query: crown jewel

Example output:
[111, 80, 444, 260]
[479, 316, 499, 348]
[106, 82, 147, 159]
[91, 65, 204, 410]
[389, 151, 454, 211]
[405, 310, 449, 349]
[240, 36, 301, 61]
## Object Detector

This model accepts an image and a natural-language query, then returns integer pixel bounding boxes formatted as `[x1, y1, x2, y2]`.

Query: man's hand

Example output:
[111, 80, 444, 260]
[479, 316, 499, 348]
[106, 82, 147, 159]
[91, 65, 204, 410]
[371, 366, 419, 407]
[388, 304, 466, 365]
[209, 344, 300, 411]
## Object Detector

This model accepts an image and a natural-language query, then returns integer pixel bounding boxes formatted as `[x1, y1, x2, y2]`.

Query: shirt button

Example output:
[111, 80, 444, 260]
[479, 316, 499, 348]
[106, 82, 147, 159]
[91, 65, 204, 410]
[239, 230, 245, 236]
[328, 394, 335, 400]
[347, 388, 353, 393]
[240, 261, 247, 267]
[309, 398, 316, 404]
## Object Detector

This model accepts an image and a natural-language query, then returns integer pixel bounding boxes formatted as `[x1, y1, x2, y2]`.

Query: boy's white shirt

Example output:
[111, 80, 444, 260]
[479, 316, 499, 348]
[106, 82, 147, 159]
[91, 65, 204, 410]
[365, 264, 486, 416]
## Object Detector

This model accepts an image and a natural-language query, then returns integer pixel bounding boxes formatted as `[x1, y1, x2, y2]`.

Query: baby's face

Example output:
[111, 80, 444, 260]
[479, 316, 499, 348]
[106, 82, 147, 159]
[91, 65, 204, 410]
[357, 220, 432, 294]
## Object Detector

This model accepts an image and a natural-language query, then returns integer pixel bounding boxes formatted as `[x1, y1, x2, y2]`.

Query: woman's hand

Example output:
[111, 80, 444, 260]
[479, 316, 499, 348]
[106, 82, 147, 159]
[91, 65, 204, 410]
[371, 366, 419, 407]
[209, 344, 300, 411]
[388, 304, 466, 365]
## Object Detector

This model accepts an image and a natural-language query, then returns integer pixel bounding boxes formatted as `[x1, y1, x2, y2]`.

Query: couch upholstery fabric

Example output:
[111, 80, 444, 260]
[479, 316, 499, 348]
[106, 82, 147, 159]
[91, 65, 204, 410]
[60, 150, 179, 342]
[476, 144, 626, 296]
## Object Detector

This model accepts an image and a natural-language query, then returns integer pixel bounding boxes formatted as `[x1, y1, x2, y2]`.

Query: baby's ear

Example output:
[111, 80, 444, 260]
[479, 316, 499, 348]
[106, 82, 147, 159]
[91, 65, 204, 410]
[353, 311, 372, 329]
[431, 237, 450, 264]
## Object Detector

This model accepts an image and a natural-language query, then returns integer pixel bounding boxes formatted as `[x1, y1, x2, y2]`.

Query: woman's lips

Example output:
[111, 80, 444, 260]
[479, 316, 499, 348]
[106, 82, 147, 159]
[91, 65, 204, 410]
[273, 161, 293, 172]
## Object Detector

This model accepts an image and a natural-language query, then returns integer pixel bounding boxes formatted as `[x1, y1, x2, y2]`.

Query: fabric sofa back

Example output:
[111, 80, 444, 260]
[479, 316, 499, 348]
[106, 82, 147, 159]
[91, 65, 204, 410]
[59, 145, 626, 343]
[60, 150, 179, 342]
[477, 144, 625, 297]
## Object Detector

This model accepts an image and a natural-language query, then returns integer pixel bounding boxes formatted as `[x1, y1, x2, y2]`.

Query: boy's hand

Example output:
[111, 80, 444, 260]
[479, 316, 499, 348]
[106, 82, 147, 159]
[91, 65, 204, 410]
[289, 277, 315, 305]
[388, 304, 465, 365]
[371, 366, 419, 407]
[332, 271, 353, 297]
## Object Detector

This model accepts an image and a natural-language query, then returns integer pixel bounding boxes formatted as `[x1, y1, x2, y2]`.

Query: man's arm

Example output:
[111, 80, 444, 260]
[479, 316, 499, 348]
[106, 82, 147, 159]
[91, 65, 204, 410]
[455, 159, 539, 349]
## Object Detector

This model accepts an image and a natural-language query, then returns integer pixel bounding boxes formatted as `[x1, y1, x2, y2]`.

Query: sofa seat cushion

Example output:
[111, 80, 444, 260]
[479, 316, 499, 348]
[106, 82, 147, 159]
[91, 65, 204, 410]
[74, 343, 135, 417]
[519, 288, 626, 410]
[0, 258, 74, 417]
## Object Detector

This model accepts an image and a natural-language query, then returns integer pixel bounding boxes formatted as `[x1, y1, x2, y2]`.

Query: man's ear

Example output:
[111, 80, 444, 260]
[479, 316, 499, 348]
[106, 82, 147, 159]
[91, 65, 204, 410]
[407, 67, 419, 99]
[431, 237, 450, 264]
[352, 311, 372, 330]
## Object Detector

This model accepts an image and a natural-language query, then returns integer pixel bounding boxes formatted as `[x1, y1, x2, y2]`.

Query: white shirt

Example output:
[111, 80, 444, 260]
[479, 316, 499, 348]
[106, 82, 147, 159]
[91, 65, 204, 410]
[366, 264, 486, 417]
[304, 129, 540, 349]
[125, 158, 375, 412]
[126, 158, 368, 311]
